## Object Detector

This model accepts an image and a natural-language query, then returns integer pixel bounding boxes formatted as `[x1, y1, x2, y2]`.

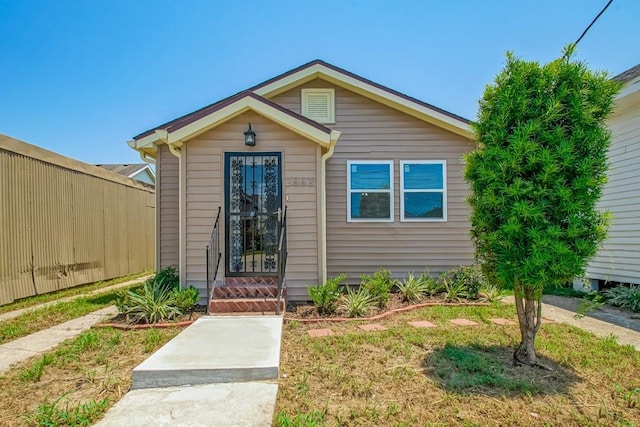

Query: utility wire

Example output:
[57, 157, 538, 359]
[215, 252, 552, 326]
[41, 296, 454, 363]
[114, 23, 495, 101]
[573, 0, 614, 47]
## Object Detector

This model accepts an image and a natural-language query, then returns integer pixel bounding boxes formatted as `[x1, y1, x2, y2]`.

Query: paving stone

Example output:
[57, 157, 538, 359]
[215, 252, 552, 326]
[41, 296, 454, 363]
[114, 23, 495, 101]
[307, 329, 333, 337]
[490, 318, 516, 326]
[449, 318, 479, 326]
[358, 323, 387, 332]
[407, 321, 437, 328]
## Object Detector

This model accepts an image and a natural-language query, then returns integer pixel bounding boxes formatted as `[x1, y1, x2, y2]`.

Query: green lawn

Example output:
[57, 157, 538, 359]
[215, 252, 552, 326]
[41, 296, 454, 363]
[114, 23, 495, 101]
[276, 303, 639, 426]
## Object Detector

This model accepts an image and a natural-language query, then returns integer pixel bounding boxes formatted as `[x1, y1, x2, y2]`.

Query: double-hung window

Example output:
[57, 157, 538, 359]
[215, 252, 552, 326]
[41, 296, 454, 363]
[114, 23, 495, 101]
[347, 160, 394, 222]
[400, 160, 447, 221]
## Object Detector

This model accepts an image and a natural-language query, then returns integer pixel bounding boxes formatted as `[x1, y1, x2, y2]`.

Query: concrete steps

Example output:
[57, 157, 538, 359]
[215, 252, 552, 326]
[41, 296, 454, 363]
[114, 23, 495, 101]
[209, 276, 286, 314]
[131, 316, 283, 389]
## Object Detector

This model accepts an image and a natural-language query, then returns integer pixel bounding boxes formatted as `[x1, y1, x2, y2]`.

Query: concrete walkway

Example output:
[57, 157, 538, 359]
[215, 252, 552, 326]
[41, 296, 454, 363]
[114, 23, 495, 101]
[541, 295, 640, 350]
[95, 316, 283, 427]
[503, 295, 640, 350]
[0, 306, 118, 373]
[0, 275, 149, 373]
[0, 275, 151, 322]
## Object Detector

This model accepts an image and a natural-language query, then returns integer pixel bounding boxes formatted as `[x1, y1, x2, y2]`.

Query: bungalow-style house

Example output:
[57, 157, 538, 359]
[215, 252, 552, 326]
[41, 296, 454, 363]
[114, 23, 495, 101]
[96, 163, 156, 187]
[127, 60, 474, 312]
[584, 63, 640, 289]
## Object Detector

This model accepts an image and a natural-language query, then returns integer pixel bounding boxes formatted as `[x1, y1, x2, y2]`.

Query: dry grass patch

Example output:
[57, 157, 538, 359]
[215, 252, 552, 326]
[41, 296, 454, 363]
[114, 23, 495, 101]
[0, 327, 180, 426]
[276, 304, 640, 426]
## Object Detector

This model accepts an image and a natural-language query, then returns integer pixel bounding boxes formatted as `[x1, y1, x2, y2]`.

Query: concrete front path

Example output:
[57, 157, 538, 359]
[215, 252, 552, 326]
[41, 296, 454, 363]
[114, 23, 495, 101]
[97, 315, 284, 427]
[503, 295, 640, 350]
[0, 306, 118, 373]
[94, 381, 278, 427]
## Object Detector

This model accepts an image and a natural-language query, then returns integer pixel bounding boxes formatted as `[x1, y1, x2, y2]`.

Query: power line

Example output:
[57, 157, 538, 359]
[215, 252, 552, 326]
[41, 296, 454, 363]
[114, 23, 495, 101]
[573, 0, 614, 47]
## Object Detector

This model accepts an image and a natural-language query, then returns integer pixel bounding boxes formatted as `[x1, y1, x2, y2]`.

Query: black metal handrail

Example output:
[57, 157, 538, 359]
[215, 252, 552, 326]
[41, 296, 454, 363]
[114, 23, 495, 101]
[276, 206, 288, 315]
[206, 207, 222, 315]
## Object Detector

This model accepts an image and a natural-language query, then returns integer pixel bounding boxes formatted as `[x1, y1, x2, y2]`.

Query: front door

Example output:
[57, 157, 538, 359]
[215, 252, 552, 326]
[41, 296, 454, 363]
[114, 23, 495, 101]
[224, 152, 282, 276]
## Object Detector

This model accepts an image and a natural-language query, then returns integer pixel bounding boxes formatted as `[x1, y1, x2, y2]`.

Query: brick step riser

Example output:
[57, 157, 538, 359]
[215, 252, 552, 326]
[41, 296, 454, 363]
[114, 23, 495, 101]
[213, 286, 282, 299]
[209, 298, 286, 314]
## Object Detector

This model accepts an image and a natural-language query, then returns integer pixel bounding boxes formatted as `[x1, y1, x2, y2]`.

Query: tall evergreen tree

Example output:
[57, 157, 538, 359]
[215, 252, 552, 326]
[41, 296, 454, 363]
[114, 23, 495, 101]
[465, 47, 621, 366]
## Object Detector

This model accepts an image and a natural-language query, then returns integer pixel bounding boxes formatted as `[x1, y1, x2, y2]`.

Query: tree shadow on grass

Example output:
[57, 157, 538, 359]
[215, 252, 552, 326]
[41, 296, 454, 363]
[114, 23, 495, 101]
[423, 343, 580, 397]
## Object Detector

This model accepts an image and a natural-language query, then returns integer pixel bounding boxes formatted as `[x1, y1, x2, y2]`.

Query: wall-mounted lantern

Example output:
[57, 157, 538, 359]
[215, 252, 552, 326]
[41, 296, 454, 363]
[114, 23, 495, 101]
[244, 123, 256, 146]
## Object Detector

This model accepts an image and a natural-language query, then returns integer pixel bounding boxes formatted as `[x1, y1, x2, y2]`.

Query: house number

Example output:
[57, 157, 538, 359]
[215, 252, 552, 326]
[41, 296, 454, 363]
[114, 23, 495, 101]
[286, 177, 316, 186]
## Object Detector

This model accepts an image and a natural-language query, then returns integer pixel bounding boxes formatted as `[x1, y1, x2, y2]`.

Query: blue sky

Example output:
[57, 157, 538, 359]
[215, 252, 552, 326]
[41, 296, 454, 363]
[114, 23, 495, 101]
[1, 0, 638, 165]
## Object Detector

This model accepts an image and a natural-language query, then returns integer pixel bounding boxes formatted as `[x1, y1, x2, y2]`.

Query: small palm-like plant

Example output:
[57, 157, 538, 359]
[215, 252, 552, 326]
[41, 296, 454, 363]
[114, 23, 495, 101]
[337, 287, 376, 318]
[441, 273, 466, 302]
[397, 273, 430, 303]
[479, 283, 503, 303]
[117, 281, 181, 324]
[605, 285, 640, 312]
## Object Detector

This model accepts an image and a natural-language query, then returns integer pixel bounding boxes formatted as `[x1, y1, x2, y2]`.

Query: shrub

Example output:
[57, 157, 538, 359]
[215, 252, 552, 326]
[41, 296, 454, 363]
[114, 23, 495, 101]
[173, 286, 200, 314]
[449, 265, 486, 299]
[149, 266, 180, 293]
[419, 271, 443, 296]
[337, 287, 376, 318]
[397, 273, 430, 303]
[361, 269, 394, 309]
[308, 274, 346, 315]
[605, 285, 640, 312]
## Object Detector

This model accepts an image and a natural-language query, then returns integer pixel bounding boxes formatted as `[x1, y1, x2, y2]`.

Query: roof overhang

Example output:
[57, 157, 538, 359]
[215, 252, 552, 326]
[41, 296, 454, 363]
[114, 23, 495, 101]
[252, 62, 474, 140]
[129, 93, 341, 156]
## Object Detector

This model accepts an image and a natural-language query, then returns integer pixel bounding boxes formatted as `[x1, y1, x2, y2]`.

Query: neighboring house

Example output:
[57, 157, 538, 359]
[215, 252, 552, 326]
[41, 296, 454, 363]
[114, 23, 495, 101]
[127, 60, 474, 310]
[96, 163, 156, 187]
[585, 64, 640, 288]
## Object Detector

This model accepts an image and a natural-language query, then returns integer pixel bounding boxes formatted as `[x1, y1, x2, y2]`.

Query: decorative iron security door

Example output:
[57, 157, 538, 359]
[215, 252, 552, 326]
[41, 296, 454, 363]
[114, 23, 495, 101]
[225, 153, 282, 276]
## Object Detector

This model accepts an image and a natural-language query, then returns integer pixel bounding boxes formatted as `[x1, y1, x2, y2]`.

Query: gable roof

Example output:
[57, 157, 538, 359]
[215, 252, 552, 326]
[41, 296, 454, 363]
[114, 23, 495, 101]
[250, 60, 471, 137]
[130, 91, 340, 153]
[130, 60, 472, 155]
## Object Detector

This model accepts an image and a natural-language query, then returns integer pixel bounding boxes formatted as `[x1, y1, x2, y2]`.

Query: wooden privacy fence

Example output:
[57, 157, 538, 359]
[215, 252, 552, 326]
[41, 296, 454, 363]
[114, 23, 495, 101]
[0, 134, 155, 306]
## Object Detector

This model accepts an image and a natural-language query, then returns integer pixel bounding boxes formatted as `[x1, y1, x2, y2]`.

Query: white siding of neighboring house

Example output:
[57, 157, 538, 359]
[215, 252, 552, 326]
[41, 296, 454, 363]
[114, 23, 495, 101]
[587, 82, 640, 285]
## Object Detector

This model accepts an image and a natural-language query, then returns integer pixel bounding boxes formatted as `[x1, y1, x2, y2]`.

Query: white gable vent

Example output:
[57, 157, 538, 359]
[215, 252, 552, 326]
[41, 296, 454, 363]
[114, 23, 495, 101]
[301, 88, 335, 124]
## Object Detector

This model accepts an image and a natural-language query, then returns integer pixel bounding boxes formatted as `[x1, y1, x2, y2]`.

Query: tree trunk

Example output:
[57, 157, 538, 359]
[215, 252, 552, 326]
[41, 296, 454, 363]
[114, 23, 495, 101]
[513, 283, 542, 366]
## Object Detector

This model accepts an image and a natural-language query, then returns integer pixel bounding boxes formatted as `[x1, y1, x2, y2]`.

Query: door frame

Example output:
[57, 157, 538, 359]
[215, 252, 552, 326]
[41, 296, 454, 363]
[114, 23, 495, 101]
[223, 152, 283, 277]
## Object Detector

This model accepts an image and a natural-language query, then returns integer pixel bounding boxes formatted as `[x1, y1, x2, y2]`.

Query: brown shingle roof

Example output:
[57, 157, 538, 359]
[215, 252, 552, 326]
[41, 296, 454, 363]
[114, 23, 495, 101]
[612, 64, 640, 83]
[95, 163, 148, 177]
[133, 91, 332, 141]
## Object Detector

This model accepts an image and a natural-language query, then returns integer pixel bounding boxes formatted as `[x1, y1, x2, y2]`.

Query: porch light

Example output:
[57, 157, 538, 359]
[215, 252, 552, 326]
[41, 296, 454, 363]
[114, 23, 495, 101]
[244, 123, 256, 146]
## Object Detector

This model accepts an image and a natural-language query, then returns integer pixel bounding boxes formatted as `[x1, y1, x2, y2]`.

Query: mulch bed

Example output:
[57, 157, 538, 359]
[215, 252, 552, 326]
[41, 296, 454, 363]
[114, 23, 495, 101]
[94, 306, 207, 330]
[284, 293, 489, 324]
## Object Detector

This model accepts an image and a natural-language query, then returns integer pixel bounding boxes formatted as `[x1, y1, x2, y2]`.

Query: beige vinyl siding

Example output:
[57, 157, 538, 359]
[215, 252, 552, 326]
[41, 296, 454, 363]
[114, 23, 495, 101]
[157, 144, 179, 270]
[184, 111, 321, 300]
[587, 95, 640, 284]
[272, 79, 474, 283]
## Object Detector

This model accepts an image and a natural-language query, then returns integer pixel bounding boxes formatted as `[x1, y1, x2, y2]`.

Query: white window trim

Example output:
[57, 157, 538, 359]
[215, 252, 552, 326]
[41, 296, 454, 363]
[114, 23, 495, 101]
[301, 88, 335, 124]
[400, 160, 447, 222]
[347, 160, 394, 223]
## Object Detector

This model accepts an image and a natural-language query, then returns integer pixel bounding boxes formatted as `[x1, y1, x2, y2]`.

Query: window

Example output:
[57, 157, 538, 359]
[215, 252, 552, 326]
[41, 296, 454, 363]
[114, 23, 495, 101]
[400, 161, 447, 221]
[347, 161, 393, 222]
[301, 89, 335, 124]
